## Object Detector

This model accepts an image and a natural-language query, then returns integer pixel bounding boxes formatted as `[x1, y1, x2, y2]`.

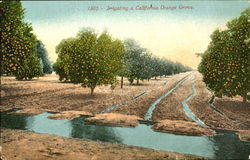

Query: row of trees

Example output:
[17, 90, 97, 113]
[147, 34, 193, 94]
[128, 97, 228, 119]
[54, 29, 192, 95]
[199, 8, 250, 103]
[120, 39, 191, 87]
[1, 2, 191, 95]
[0, 1, 52, 80]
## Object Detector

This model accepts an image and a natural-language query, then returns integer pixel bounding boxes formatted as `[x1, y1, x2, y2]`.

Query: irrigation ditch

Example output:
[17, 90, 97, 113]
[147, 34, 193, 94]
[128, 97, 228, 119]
[1, 73, 250, 159]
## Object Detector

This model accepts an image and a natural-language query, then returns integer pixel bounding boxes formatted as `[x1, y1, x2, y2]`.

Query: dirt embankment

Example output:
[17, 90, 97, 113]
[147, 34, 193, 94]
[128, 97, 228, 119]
[48, 111, 93, 120]
[0, 74, 170, 115]
[110, 72, 190, 119]
[152, 119, 216, 136]
[187, 72, 249, 131]
[85, 113, 142, 127]
[151, 76, 194, 122]
[0, 128, 211, 160]
[237, 130, 250, 142]
[214, 96, 250, 125]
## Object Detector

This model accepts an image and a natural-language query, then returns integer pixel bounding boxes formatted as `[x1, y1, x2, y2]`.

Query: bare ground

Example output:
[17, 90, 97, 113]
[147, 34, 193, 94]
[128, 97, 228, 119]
[152, 119, 216, 136]
[214, 96, 250, 125]
[48, 111, 93, 120]
[1, 71, 249, 159]
[237, 130, 250, 142]
[84, 113, 142, 127]
[110, 72, 190, 118]
[0, 128, 211, 160]
[187, 72, 250, 131]
[1, 74, 170, 114]
[152, 75, 194, 122]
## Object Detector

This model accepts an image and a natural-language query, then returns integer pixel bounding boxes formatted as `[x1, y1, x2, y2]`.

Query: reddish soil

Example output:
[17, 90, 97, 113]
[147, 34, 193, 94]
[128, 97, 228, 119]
[237, 130, 250, 142]
[1, 71, 249, 159]
[84, 113, 142, 127]
[187, 72, 249, 131]
[152, 119, 216, 136]
[214, 96, 250, 125]
[0, 128, 210, 160]
[152, 75, 194, 122]
[48, 111, 93, 120]
[1, 74, 170, 114]
[110, 72, 190, 118]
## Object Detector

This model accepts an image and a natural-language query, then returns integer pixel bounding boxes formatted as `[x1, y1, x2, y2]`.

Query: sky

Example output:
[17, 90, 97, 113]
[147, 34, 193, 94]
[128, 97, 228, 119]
[22, 1, 249, 68]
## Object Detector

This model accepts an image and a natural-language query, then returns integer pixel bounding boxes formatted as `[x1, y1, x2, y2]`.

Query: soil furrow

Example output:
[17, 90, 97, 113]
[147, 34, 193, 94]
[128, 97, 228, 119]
[152, 75, 194, 122]
[110, 72, 191, 119]
[187, 72, 249, 130]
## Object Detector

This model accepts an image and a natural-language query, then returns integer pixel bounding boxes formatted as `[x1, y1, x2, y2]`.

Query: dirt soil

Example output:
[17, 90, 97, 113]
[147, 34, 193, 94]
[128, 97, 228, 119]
[214, 96, 250, 125]
[187, 72, 250, 131]
[152, 119, 216, 136]
[7, 108, 45, 115]
[152, 75, 194, 122]
[1, 74, 170, 114]
[237, 130, 250, 142]
[1, 71, 250, 159]
[48, 111, 93, 120]
[110, 72, 190, 118]
[0, 128, 211, 160]
[84, 113, 142, 127]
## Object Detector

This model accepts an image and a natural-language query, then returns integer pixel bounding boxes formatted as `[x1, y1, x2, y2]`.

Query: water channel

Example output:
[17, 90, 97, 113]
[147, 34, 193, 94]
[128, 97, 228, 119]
[1, 109, 250, 159]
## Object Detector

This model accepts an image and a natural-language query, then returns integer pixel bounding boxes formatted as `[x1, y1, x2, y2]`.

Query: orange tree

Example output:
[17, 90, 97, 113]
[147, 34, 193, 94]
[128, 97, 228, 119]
[55, 28, 124, 95]
[199, 8, 250, 103]
[0, 1, 42, 79]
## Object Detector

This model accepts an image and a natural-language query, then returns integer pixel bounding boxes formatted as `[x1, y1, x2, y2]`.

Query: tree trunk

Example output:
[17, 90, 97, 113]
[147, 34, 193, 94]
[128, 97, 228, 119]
[136, 79, 139, 85]
[90, 86, 95, 96]
[155, 76, 156, 80]
[243, 93, 247, 103]
[121, 76, 123, 88]
[147, 78, 150, 81]
[0, 84, 1, 105]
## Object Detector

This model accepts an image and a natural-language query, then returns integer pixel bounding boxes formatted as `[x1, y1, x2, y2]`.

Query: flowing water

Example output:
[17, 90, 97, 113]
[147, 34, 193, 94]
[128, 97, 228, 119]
[1, 110, 250, 159]
[181, 78, 207, 127]
[144, 75, 189, 120]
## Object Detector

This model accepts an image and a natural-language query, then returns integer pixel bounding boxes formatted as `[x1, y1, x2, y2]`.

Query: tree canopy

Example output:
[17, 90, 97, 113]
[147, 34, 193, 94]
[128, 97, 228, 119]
[198, 8, 250, 103]
[55, 28, 124, 95]
[0, 1, 42, 80]
[120, 39, 192, 85]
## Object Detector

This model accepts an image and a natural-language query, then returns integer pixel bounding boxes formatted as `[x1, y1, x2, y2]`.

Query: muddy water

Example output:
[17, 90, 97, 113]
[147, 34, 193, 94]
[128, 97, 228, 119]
[1, 110, 250, 159]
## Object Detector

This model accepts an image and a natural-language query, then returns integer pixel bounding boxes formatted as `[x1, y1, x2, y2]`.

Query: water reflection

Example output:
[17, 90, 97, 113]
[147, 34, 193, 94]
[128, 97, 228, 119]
[1, 111, 250, 159]
[208, 129, 250, 159]
[70, 117, 122, 143]
[0, 109, 28, 130]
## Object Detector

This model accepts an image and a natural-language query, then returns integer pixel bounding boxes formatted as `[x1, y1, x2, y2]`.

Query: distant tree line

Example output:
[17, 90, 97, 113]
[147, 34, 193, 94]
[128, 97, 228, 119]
[119, 39, 192, 87]
[1, 1, 191, 95]
[54, 29, 192, 95]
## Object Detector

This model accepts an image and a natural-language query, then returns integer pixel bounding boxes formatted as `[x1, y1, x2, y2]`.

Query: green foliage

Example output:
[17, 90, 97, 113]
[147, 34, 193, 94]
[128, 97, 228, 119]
[53, 59, 69, 82]
[0, 1, 42, 80]
[121, 39, 192, 84]
[36, 40, 53, 74]
[14, 23, 42, 80]
[199, 8, 250, 102]
[55, 28, 124, 95]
